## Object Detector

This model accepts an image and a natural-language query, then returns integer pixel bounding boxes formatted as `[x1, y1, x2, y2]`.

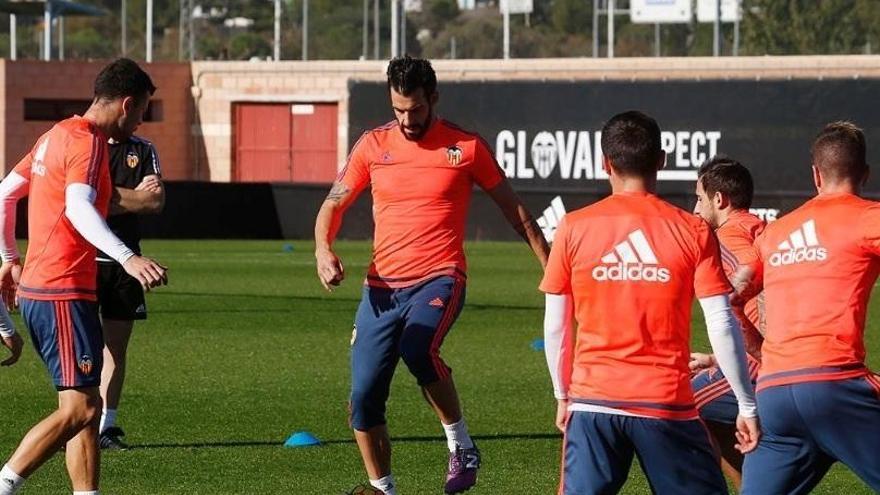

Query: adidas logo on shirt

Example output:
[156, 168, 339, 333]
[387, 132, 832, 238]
[769, 219, 827, 267]
[536, 196, 566, 243]
[593, 230, 671, 283]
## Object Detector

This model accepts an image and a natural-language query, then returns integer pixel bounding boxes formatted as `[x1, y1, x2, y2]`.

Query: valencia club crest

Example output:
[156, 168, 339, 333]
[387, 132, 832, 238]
[446, 145, 463, 166]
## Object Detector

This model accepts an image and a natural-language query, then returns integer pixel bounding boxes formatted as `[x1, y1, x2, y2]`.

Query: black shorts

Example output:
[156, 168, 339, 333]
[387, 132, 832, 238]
[97, 262, 147, 321]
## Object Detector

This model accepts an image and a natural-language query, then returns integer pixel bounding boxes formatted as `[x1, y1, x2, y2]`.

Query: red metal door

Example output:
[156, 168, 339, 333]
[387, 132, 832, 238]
[234, 103, 292, 182]
[290, 103, 338, 183]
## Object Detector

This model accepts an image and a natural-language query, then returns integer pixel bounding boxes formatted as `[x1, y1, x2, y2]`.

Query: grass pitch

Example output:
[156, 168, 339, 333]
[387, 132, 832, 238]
[0, 240, 875, 494]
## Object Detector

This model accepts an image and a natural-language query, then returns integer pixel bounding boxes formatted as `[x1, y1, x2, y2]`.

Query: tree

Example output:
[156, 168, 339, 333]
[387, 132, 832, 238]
[228, 31, 271, 60]
[742, 0, 880, 55]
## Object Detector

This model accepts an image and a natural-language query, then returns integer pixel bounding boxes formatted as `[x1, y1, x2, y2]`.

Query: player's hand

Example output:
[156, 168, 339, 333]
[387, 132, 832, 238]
[135, 175, 162, 193]
[555, 399, 569, 433]
[122, 255, 168, 291]
[0, 260, 22, 311]
[734, 414, 761, 454]
[315, 248, 344, 291]
[689, 352, 716, 372]
[1, 332, 23, 366]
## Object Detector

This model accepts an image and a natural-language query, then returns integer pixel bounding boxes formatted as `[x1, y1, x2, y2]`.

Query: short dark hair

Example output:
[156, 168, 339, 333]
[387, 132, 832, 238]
[697, 155, 754, 209]
[600, 111, 663, 177]
[811, 121, 867, 183]
[93, 58, 156, 102]
[386, 55, 437, 97]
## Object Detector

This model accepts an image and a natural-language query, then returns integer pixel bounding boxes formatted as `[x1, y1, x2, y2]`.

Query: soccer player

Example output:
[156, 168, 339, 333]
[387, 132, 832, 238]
[541, 111, 759, 494]
[314, 55, 549, 495]
[690, 156, 765, 488]
[97, 135, 165, 450]
[741, 122, 880, 494]
[0, 59, 167, 495]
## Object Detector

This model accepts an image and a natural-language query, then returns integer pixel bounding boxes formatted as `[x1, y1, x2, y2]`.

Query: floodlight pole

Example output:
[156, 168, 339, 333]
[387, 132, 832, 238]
[592, 0, 598, 57]
[302, 0, 309, 60]
[59, 16, 64, 61]
[146, 0, 153, 62]
[373, 0, 379, 60]
[391, 0, 399, 58]
[503, 1, 510, 59]
[43, 1, 51, 61]
[654, 23, 660, 57]
[10, 14, 16, 61]
[607, 0, 614, 58]
[733, 1, 741, 56]
[274, 0, 281, 61]
[362, 0, 369, 59]
[713, 0, 720, 56]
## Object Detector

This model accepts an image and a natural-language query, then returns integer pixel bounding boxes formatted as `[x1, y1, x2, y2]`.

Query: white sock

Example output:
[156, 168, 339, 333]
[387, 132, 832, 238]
[0, 464, 25, 495]
[72, 491, 99, 495]
[99, 409, 117, 433]
[369, 474, 397, 495]
[442, 418, 474, 451]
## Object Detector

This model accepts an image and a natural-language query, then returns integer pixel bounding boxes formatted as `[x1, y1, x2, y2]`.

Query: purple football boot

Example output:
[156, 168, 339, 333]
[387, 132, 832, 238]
[444, 444, 481, 493]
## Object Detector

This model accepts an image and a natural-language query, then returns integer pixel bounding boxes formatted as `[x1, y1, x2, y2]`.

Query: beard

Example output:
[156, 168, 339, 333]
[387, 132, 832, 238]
[398, 107, 433, 141]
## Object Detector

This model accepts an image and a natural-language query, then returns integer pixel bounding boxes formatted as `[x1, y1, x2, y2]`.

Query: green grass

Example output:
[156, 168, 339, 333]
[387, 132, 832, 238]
[0, 240, 876, 494]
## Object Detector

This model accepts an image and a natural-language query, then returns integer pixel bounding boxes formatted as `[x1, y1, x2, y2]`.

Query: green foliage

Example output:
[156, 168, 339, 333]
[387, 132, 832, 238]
[1, 0, 880, 60]
[742, 0, 880, 55]
[551, 0, 592, 36]
[66, 25, 116, 59]
[228, 31, 271, 60]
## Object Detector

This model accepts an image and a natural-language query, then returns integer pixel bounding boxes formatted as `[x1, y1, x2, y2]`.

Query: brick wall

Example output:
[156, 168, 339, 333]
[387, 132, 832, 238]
[1, 60, 192, 179]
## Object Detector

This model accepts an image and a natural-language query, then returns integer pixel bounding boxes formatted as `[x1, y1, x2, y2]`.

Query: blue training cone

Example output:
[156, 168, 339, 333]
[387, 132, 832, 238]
[530, 338, 545, 351]
[284, 431, 321, 448]
[282, 243, 294, 253]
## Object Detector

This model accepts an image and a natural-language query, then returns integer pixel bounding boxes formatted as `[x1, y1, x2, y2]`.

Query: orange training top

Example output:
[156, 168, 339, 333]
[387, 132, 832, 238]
[14, 116, 111, 301]
[337, 119, 505, 289]
[540, 192, 731, 420]
[755, 193, 880, 391]
[716, 209, 765, 332]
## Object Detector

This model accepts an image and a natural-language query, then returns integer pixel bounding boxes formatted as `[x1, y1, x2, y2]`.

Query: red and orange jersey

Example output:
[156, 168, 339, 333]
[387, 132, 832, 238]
[755, 193, 880, 390]
[14, 116, 111, 301]
[337, 119, 505, 288]
[716, 209, 765, 330]
[540, 192, 731, 420]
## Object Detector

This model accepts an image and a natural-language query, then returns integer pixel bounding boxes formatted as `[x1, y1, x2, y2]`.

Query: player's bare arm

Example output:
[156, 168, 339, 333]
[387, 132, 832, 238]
[728, 265, 761, 305]
[486, 179, 550, 268]
[110, 175, 164, 215]
[315, 181, 358, 291]
[0, 332, 22, 367]
[728, 264, 764, 358]
[0, 261, 21, 311]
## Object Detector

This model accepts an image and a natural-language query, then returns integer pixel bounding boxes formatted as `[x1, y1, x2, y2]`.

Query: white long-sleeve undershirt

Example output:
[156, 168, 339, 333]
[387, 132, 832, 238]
[0, 172, 28, 263]
[700, 294, 758, 418]
[65, 183, 134, 265]
[544, 293, 574, 400]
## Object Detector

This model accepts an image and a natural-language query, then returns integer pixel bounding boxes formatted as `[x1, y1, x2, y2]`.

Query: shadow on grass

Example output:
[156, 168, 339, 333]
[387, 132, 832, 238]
[152, 291, 540, 312]
[132, 432, 560, 450]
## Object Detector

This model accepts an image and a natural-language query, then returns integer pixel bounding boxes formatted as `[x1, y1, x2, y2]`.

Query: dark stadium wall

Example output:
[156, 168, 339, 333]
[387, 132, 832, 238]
[349, 79, 880, 213]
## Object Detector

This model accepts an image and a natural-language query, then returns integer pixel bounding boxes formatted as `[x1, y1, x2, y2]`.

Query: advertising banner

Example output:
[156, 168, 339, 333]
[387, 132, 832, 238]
[350, 79, 880, 218]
